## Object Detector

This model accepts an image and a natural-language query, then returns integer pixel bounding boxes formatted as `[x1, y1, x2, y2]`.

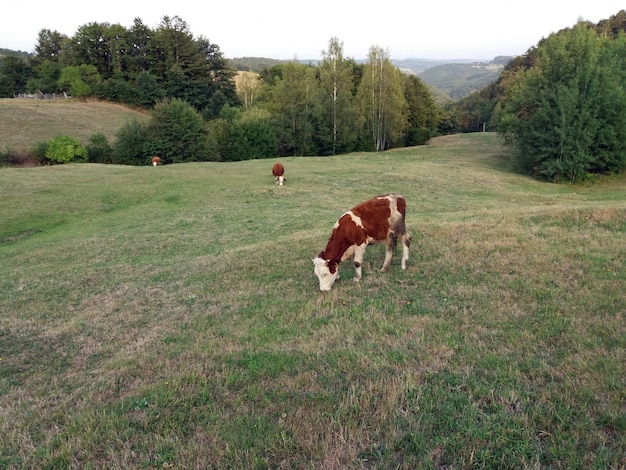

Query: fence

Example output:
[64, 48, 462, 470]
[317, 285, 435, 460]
[14, 92, 71, 99]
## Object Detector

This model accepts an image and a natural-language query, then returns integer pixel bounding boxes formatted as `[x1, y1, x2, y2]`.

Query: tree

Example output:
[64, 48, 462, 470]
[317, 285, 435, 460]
[320, 37, 358, 154]
[499, 22, 626, 182]
[26, 60, 62, 93]
[133, 71, 165, 107]
[33, 29, 68, 64]
[356, 46, 407, 151]
[0, 55, 33, 96]
[112, 119, 151, 165]
[147, 98, 211, 163]
[151, 17, 238, 116]
[57, 65, 102, 97]
[403, 74, 440, 145]
[237, 71, 261, 108]
[260, 61, 321, 156]
[221, 108, 278, 161]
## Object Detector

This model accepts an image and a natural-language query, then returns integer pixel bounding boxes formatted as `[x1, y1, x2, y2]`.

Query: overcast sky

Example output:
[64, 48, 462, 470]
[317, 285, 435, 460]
[1, 1, 622, 60]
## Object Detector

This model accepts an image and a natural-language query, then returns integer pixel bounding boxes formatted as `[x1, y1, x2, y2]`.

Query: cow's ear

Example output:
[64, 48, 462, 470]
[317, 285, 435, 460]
[313, 257, 326, 266]
[328, 260, 339, 274]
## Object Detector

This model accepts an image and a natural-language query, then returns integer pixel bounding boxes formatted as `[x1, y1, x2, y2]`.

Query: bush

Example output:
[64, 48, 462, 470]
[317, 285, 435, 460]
[87, 133, 113, 163]
[405, 127, 431, 146]
[147, 98, 211, 163]
[45, 135, 88, 163]
[112, 119, 151, 165]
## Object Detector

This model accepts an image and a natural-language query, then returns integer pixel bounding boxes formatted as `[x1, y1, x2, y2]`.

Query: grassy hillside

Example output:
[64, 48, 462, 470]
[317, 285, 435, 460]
[0, 98, 150, 152]
[418, 63, 503, 100]
[1, 133, 624, 468]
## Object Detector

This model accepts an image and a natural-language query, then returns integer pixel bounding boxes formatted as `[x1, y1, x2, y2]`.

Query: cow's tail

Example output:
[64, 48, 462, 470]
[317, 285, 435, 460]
[388, 233, 398, 251]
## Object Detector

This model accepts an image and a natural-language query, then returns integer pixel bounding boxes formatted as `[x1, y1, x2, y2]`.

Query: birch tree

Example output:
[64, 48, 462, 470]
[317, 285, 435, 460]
[320, 37, 357, 154]
[237, 71, 261, 108]
[357, 46, 407, 151]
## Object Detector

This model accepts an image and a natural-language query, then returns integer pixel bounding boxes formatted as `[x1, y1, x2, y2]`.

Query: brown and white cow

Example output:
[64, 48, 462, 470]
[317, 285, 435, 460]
[272, 162, 285, 185]
[313, 194, 411, 291]
[151, 156, 161, 166]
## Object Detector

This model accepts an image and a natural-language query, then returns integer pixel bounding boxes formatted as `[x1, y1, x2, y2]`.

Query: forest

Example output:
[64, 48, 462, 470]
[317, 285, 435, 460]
[0, 11, 625, 182]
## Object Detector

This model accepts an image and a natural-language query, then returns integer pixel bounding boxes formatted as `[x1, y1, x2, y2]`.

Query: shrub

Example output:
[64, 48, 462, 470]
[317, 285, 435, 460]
[87, 133, 113, 163]
[45, 135, 88, 163]
[112, 119, 151, 165]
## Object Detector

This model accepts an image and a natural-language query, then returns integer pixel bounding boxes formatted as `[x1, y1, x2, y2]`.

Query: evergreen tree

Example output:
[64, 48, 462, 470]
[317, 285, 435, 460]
[403, 74, 440, 145]
[33, 29, 68, 64]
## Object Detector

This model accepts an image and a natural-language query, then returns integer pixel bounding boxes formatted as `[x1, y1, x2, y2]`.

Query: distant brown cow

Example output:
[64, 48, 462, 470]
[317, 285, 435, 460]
[151, 156, 161, 166]
[272, 162, 285, 185]
[313, 194, 411, 291]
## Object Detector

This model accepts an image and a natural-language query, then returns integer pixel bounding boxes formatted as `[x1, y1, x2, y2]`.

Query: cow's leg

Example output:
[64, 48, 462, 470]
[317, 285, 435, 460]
[353, 244, 367, 281]
[400, 232, 411, 270]
[381, 233, 397, 272]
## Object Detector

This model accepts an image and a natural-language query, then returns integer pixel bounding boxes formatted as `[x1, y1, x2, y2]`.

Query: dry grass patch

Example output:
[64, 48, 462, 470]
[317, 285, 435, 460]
[0, 98, 149, 151]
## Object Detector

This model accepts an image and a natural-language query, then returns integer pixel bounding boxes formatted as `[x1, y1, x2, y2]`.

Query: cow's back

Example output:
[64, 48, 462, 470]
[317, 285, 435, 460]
[272, 163, 284, 176]
[351, 194, 405, 240]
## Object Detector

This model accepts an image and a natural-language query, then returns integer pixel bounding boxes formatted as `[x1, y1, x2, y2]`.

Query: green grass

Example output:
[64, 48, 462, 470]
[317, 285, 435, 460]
[1, 133, 624, 468]
[0, 98, 149, 151]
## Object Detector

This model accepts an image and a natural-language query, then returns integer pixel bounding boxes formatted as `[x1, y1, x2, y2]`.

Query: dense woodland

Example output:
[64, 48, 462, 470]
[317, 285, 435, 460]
[0, 11, 625, 182]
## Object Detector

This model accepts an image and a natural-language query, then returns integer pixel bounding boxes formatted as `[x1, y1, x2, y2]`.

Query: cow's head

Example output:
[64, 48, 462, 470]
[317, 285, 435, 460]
[313, 256, 339, 291]
[276, 175, 284, 185]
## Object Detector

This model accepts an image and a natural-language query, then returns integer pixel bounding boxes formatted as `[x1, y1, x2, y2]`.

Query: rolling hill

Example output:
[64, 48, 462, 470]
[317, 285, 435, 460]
[0, 98, 150, 152]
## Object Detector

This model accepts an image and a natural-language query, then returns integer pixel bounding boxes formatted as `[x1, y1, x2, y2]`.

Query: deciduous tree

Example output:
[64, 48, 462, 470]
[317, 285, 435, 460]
[356, 46, 407, 151]
[320, 37, 358, 154]
[499, 22, 626, 181]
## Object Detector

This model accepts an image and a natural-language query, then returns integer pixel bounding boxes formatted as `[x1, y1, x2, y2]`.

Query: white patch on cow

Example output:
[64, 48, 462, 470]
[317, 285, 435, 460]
[348, 211, 364, 228]
[277, 175, 284, 185]
[313, 257, 339, 291]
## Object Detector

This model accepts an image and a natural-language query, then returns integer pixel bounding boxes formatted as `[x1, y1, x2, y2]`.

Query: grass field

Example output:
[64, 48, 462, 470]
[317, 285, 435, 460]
[1, 133, 624, 469]
[0, 98, 149, 152]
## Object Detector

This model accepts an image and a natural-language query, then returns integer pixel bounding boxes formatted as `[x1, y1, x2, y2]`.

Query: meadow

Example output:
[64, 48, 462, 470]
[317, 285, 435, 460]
[0, 133, 624, 468]
[0, 99, 149, 152]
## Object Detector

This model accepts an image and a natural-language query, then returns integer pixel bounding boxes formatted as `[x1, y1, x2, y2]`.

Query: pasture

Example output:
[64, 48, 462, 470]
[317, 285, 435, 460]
[0, 133, 624, 468]
[0, 99, 150, 152]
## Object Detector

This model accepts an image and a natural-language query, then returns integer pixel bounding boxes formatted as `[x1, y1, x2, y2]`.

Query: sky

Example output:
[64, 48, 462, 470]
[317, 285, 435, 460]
[1, 1, 622, 60]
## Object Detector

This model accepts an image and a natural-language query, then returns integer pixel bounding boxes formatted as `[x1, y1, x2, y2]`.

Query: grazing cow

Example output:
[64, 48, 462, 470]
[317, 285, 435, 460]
[151, 156, 161, 166]
[272, 162, 285, 185]
[313, 194, 411, 291]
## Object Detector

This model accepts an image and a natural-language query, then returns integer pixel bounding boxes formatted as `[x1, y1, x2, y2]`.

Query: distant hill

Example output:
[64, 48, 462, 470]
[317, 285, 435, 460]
[228, 57, 284, 72]
[229, 55, 513, 102]
[391, 58, 478, 74]
[406, 56, 513, 101]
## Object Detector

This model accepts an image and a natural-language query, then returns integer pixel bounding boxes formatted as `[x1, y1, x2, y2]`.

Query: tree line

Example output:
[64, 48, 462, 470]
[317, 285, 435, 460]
[0, 16, 440, 164]
[1, 12, 625, 182]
